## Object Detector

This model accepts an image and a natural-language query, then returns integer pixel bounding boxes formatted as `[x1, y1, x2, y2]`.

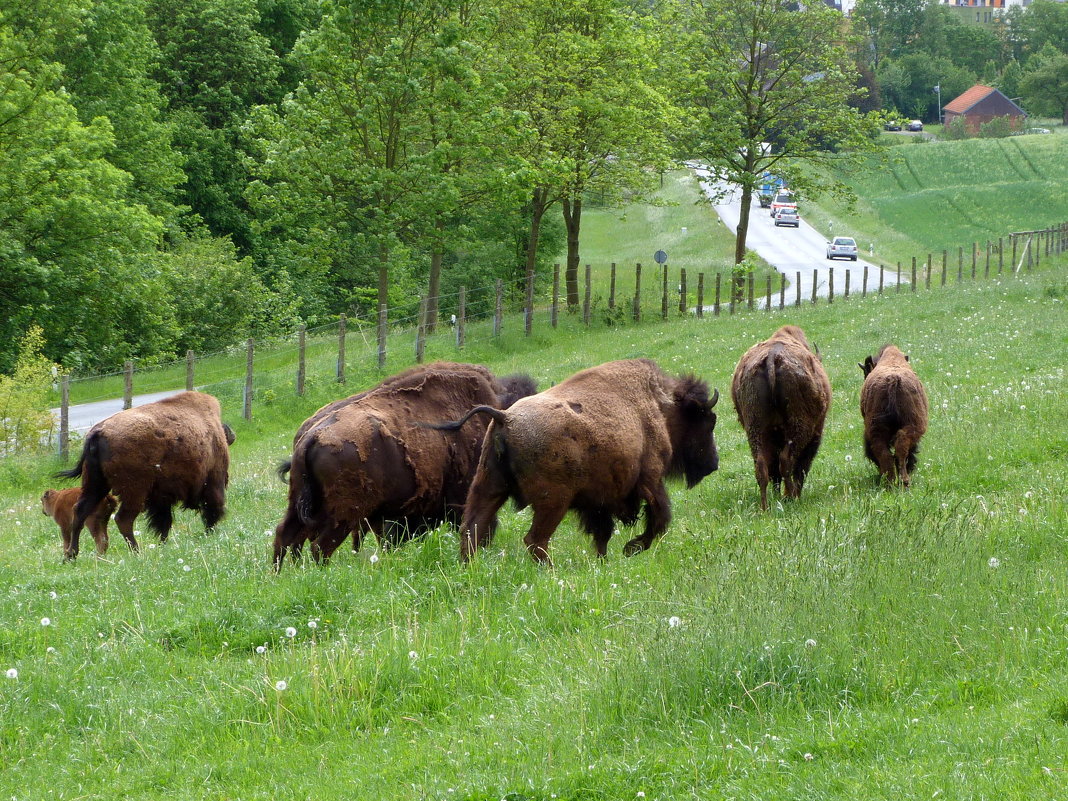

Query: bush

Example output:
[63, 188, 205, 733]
[942, 116, 970, 140]
[979, 115, 1013, 139]
[0, 326, 59, 455]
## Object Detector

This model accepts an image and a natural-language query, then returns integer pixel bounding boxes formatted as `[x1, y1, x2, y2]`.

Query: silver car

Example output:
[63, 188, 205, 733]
[826, 236, 858, 261]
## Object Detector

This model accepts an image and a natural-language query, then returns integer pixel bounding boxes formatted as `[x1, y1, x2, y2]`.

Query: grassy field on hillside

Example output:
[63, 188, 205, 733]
[3, 257, 1067, 799]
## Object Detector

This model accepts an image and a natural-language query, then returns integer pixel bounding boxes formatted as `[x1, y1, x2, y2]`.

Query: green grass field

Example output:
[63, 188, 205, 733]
[3, 255, 1068, 798]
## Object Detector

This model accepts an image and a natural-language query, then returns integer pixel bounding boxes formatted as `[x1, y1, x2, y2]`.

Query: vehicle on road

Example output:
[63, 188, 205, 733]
[769, 191, 797, 218]
[907, 120, 923, 132]
[826, 236, 858, 261]
[774, 209, 800, 228]
[758, 173, 784, 208]
[884, 120, 902, 131]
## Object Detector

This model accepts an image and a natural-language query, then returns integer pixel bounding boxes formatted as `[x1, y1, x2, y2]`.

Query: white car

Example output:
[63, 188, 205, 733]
[774, 209, 800, 227]
[826, 236, 858, 261]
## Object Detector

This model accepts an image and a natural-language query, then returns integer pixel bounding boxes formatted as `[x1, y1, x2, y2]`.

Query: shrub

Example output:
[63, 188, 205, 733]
[979, 115, 1013, 139]
[942, 116, 970, 140]
[0, 326, 60, 455]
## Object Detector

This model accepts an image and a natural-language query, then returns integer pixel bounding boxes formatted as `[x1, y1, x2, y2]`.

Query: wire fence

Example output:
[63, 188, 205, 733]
[51, 221, 1068, 459]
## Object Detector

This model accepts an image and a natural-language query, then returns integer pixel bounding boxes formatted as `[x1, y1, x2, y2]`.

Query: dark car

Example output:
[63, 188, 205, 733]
[907, 120, 923, 132]
[774, 209, 800, 228]
[884, 120, 902, 131]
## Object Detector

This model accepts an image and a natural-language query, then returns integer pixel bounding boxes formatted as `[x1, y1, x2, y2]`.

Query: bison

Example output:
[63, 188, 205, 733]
[859, 344, 928, 487]
[272, 362, 536, 568]
[42, 487, 117, 556]
[55, 391, 235, 559]
[433, 358, 720, 564]
[731, 325, 831, 510]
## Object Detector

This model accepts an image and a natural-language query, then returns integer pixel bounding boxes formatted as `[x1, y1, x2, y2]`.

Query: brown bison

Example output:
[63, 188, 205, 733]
[42, 487, 117, 556]
[56, 391, 235, 559]
[272, 362, 536, 568]
[859, 344, 928, 487]
[732, 325, 831, 510]
[433, 358, 720, 564]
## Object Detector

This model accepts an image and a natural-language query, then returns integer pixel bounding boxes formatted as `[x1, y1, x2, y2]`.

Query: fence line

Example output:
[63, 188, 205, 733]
[52, 222, 1068, 457]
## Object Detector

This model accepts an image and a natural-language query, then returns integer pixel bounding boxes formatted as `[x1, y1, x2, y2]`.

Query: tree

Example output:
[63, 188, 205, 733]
[678, 0, 877, 297]
[1019, 49, 1068, 124]
[0, 326, 59, 455]
[852, 0, 926, 69]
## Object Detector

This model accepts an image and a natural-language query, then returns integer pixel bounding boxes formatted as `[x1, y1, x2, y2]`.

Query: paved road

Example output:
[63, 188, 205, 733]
[694, 168, 900, 300]
[54, 389, 187, 436]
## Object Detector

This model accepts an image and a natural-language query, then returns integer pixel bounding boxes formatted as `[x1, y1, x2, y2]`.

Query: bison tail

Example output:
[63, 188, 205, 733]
[277, 459, 293, 483]
[296, 472, 320, 527]
[421, 405, 507, 432]
[54, 454, 85, 481]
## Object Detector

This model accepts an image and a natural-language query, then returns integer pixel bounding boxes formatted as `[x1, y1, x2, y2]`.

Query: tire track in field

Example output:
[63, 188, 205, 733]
[940, 191, 999, 237]
[1010, 139, 1041, 177]
[995, 139, 1031, 181]
[889, 158, 910, 192]
[903, 157, 927, 191]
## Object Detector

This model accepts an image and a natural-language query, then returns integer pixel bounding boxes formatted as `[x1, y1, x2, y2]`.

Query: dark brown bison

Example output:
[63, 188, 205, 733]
[731, 325, 831, 510]
[56, 391, 235, 559]
[433, 358, 720, 564]
[42, 487, 117, 556]
[859, 344, 928, 487]
[272, 362, 536, 568]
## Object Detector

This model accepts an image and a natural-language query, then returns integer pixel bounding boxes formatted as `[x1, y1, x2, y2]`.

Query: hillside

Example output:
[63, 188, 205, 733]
[2, 257, 1067, 799]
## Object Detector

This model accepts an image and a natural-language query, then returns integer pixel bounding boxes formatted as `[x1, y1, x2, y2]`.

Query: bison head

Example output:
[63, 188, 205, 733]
[671, 378, 720, 488]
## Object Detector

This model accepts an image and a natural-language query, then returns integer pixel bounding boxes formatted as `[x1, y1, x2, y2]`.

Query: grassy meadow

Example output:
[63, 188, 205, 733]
[3, 253, 1068, 798]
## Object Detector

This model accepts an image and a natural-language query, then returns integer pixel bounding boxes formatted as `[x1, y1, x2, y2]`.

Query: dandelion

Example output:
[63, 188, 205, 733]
[988, 557, 1001, 569]
[5, 669, 17, 679]
[308, 620, 318, 630]
[668, 616, 682, 628]
[409, 650, 419, 660]
[369, 552, 379, 564]
[1024, 491, 1034, 499]
[256, 645, 267, 655]
[805, 639, 817, 648]
[182, 565, 191, 572]
[804, 753, 814, 761]
[46, 647, 56, 654]
[49, 591, 57, 600]
[845, 455, 852, 462]
[275, 680, 287, 691]
[637, 793, 646, 798]
[40, 617, 51, 627]
[285, 626, 297, 638]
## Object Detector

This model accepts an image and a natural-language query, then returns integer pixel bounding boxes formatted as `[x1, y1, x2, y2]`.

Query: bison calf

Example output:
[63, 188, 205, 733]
[435, 358, 720, 564]
[859, 344, 928, 487]
[42, 488, 117, 556]
[732, 325, 831, 510]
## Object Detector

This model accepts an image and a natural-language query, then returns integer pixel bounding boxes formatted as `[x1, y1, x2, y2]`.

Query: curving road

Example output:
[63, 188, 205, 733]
[53, 390, 187, 438]
[694, 167, 900, 300]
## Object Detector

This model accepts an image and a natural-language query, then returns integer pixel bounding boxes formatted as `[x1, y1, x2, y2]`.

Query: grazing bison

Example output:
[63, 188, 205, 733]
[859, 344, 928, 487]
[42, 488, 117, 556]
[434, 358, 720, 564]
[732, 325, 831, 510]
[272, 362, 536, 568]
[55, 391, 235, 560]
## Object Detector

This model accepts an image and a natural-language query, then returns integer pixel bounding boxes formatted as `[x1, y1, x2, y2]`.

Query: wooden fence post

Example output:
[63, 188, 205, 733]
[1011, 235, 1017, 268]
[583, 264, 591, 326]
[337, 314, 346, 384]
[297, 325, 306, 396]
[940, 251, 947, 287]
[844, 268, 850, 300]
[551, 264, 560, 329]
[661, 265, 669, 320]
[985, 241, 991, 278]
[765, 275, 772, 311]
[679, 268, 688, 314]
[714, 273, 722, 316]
[524, 265, 535, 337]
[925, 254, 931, 290]
[811, 270, 818, 304]
[828, 268, 834, 304]
[796, 271, 802, 306]
[896, 261, 902, 292]
[609, 263, 617, 310]
[862, 264, 868, 297]
[998, 237, 1004, 274]
[958, 246, 963, 283]
[779, 272, 786, 310]
[971, 243, 977, 279]
[911, 257, 917, 292]
[457, 286, 466, 348]
[415, 296, 427, 363]
[185, 350, 194, 391]
[59, 375, 69, 462]
[747, 274, 754, 310]
[123, 361, 133, 410]
[879, 264, 884, 294]
[244, 339, 254, 421]
[377, 302, 387, 369]
[697, 273, 705, 319]
[633, 263, 642, 322]
[494, 279, 503, 337]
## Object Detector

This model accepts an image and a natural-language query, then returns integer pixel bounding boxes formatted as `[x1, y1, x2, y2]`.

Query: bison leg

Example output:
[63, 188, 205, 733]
[577, 508, 615, 557]
[748, 440, 773, 511]
[894, 427, 922, 488]
[87, 513, 110, 555]
[145, 498, 174, 542]
[114, 502, 143, 553]
[461, 469, 510, 563]
[868, 435, 897, 485]
[272, 509, 306, 570]
[790, 436, 823, 498]
[310, 523, 350, 564]
[523, 499, 571, 564]
[200, 483, 226, 531]
[623, 481, 672, 556]
[66, 487, 111, 561]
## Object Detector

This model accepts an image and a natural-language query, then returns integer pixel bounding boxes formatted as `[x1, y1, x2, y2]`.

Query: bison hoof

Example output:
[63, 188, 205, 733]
[622, 538, 647, 557]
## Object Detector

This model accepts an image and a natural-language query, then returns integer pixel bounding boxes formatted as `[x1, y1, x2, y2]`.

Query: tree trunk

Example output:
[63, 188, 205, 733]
[733, 184, 754, 302]
[562, 196, 582, 308]
[524, 186, 549, 335]
[427, 221, 444, 334]
[377, 247, 389, 369]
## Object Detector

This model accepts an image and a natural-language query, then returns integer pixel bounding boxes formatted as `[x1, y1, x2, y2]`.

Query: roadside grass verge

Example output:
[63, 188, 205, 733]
[2, 259, 1067, 799]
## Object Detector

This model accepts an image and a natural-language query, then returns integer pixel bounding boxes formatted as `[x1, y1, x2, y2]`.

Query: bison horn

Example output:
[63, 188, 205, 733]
[710, 388, 720, 407]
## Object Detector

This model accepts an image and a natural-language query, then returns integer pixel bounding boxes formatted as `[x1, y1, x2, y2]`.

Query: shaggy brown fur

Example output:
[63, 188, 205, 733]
[437, 358, 720, 564]
[272, 362, 536, 568]
[42, 488, 117, 556]
[55, 391, 233, 559]
[859, 344, 928, 487]
[731, 325, 831, 510]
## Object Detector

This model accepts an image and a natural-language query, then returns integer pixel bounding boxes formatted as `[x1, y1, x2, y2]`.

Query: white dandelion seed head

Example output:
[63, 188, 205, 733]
[46, 647, 55, 654]
[804, 752, 814, 761]
[49, 591, 57, 600]
[308, 620, 317, 629]
[1024, 491, 1033, 499]
[40, 617, 51, 627]
[5, 669, 17, 679]
[369, 552, 379, 564]
[177, 558, 184, 564]
[275, 680, 287, 691]
[256, 645, 266, 654]
[668, 616, 682, 628]
[182, 565, 191, 572]
[285, 627, 297, 638]
[845, 454, 853, 462]
[805, 639, 817, 648]
[408, 650, 419, 660]
[988, 557, 1001, 569]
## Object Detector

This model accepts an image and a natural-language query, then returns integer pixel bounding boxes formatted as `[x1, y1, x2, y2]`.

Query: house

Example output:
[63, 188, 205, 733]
[942, 85, 1027, 135]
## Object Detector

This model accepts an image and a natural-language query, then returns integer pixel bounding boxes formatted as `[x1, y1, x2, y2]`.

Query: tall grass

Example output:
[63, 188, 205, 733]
[2, 257, 1066, 799]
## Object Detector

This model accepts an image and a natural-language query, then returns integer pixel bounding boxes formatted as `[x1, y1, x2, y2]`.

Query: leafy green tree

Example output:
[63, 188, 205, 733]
[0, 326, 59, 455]
[677, 0, 877, 295]
[1011, 0, 1068, 62]
[1019, 48, 1068, 124]
[853, 0, 926, 68]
